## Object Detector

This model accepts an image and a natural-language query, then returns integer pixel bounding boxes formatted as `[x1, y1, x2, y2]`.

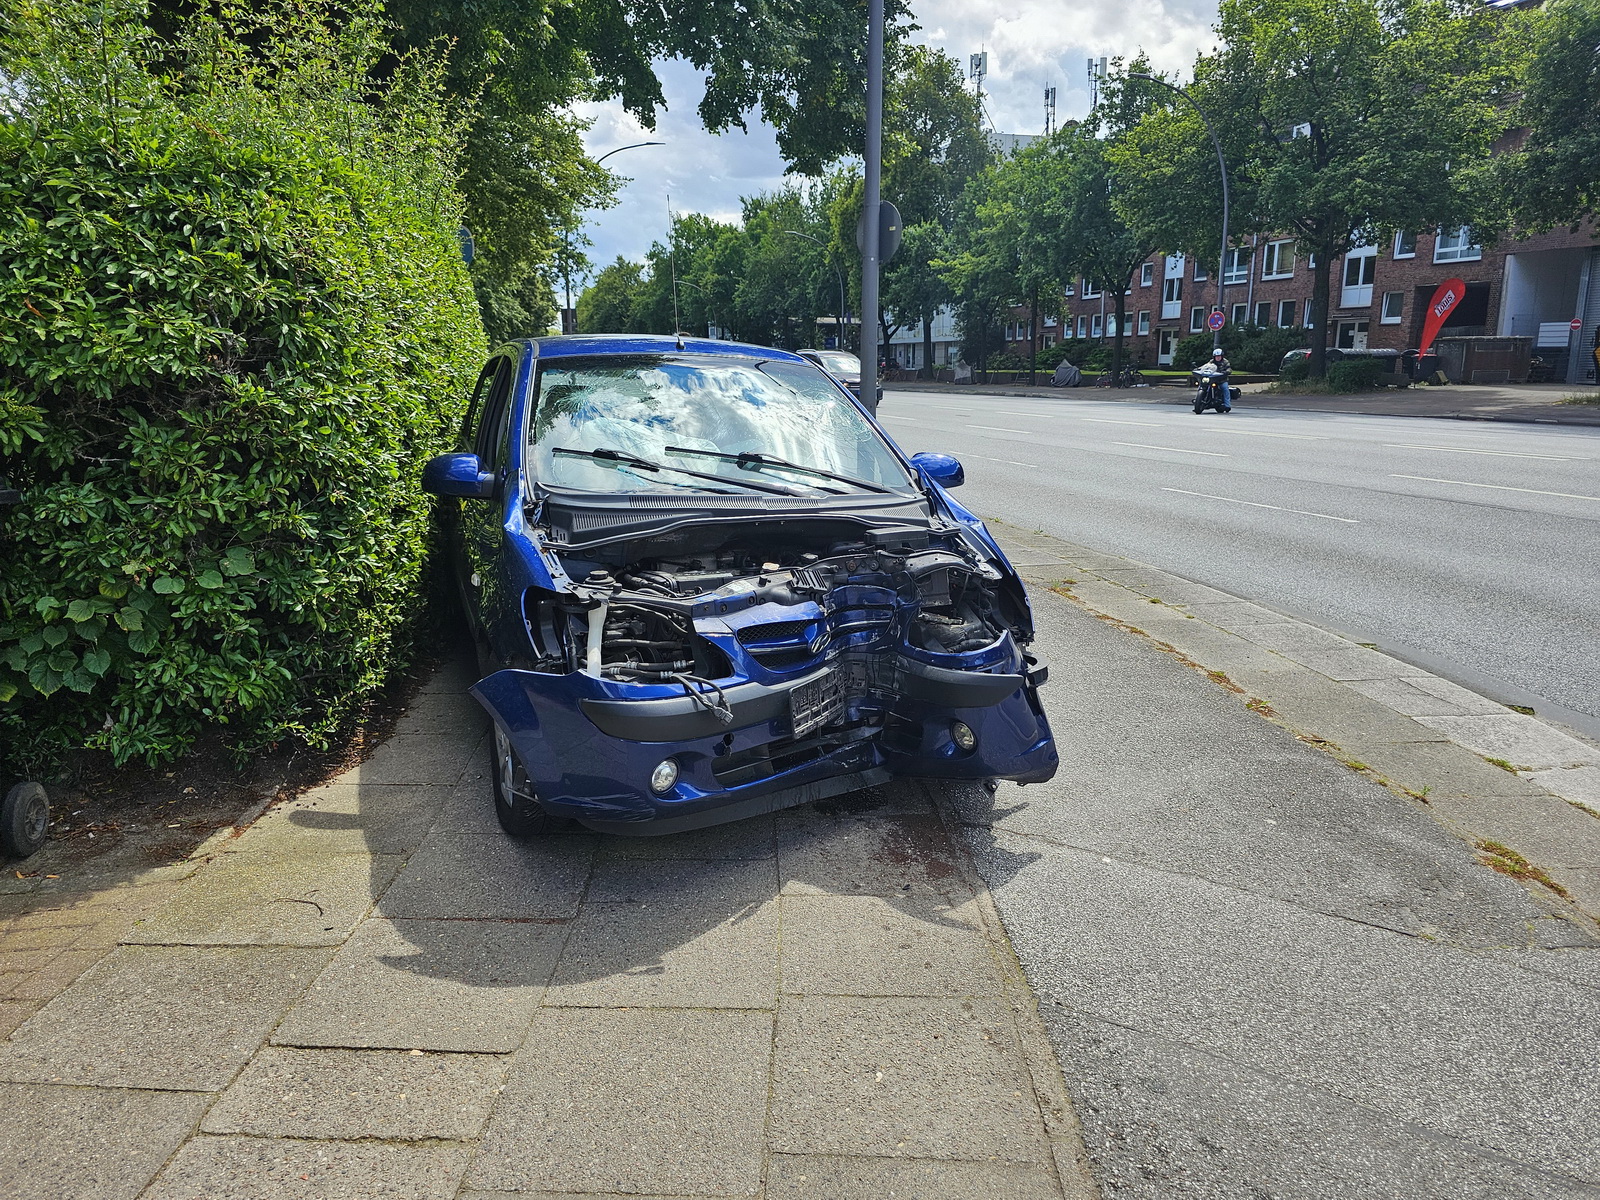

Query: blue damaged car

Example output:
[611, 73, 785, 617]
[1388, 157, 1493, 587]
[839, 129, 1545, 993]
[423, 335, 1057, 837]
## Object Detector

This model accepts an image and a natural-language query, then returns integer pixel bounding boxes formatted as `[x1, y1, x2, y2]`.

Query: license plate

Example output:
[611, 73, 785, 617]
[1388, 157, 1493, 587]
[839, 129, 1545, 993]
[789, 670, 850, 738]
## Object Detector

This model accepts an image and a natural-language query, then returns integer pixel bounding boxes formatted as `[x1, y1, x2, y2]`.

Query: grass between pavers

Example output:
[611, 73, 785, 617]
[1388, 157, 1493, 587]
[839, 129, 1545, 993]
[1560, 392, 1600, 405]
[1476, 839, 1572, 900]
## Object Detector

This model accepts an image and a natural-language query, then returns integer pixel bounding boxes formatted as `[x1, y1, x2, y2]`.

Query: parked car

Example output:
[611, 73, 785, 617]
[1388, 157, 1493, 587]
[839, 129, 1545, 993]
[797, 348, 883, 406]
[423, 334, 1057, 837]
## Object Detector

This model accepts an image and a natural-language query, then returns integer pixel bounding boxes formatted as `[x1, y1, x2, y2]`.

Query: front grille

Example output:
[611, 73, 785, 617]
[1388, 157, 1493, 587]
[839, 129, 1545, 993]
[736, 620, 812, 644]
[757, 647, 816, 669]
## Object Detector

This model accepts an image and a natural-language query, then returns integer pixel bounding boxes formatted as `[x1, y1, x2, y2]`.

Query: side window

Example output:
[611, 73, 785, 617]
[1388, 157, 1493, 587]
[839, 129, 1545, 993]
[460, 361, 498, 448]
[473, 357, 515, 470]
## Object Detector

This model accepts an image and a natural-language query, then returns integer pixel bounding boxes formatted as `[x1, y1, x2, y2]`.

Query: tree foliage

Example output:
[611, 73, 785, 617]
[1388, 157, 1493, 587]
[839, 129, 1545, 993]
[1506, 0, 1600, 230]
[0, 0, 484, 773]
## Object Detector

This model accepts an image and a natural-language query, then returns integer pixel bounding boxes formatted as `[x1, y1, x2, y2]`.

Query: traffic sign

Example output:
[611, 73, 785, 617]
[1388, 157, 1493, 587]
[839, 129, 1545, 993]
[1572, 317, 1584, 331]
[856, 200, 903, 264]
[1207, 310, 1225, 332]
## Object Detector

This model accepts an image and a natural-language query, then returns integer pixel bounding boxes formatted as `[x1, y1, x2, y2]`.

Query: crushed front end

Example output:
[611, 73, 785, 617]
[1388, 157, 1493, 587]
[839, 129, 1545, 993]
[471, 520, 1056, 834]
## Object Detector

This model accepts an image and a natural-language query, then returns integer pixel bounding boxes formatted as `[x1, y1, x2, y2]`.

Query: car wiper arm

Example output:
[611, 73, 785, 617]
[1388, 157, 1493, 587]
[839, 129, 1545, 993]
[663, 446, 892, 494]
[550, 447, 797, 496]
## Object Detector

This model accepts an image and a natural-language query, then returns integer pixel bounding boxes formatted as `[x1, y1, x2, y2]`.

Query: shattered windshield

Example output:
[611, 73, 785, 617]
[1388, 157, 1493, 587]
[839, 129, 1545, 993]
[809, 351, 861, 377]
[527, 355, 915, 495]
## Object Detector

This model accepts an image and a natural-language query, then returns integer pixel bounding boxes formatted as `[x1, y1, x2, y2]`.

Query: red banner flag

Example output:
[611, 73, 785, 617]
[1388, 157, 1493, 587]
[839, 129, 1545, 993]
[1418, 278, 1466, 354]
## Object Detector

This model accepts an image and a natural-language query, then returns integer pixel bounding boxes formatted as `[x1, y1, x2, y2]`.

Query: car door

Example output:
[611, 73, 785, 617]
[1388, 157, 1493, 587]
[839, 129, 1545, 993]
[461, 355, 516, 642]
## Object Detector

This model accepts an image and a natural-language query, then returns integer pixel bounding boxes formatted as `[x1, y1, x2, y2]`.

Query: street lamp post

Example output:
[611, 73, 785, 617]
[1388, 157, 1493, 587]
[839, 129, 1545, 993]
[1130, 73, 1230, 350]
[563, 141, 665, 333]
[861, 0, 885, 410]
[783, 230, 848, 352]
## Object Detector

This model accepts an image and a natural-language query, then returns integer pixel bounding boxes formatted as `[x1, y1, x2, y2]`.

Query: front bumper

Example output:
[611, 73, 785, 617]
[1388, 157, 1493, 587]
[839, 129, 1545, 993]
[470, 649, 1056, 834]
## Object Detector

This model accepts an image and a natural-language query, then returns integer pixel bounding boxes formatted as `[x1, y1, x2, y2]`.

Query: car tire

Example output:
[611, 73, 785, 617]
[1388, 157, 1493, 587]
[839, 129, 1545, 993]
[489, 725, 562, 838]
[1, 781, 50, 860]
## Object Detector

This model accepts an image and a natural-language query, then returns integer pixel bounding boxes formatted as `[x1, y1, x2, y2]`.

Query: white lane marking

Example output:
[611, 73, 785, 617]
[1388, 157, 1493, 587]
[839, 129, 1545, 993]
[964, 424, 1035, 435]
[962, 452, 1038, 467]
[1391, 475, 1600, 502]
[1193, 428, 1326, 440]
[1384, 443, 1583, 461]
[1113, 441, 1231, 457]
[1162, 487, 1359, 523]
[1082, 418, 1165, 427]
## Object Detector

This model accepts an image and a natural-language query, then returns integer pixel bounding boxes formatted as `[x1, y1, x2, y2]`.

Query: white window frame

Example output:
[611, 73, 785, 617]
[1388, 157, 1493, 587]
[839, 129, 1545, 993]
[1278, 299, 1297, 328]
[1335, 319, 1370, 350]
[1434, 227, 1481, 263]
[1393, 230, 1417, 259]
[1140, 262, 1154, 287]
[1044, 314, 1057, 328]
[1091, 313, 1104, 338]
[1162, 275, 1183, 320]
[1223, 247, 1251, 286]
[1261, 239, 1295, 280]
[1081, 278, 1101, 299]
[1076, 315, 1088, 338]
[1230, 302, 1247, 326]
[1193, 262, 1209, 282]
[1304, 298, 1315, 328]
[1254, 301, 1271, 327]
[1341, 244, 1377, 308]
[1137, 310, 1151, 335]
[1190, 306, 1206, 332]
[1380, 291, 1404, 324]
[1063, 283, 1075, 297]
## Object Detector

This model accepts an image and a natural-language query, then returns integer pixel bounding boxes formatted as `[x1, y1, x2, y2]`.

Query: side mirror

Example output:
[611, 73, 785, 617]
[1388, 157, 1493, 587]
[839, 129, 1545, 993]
[422, 452, 496, 499]
[910, 452, 964, 489]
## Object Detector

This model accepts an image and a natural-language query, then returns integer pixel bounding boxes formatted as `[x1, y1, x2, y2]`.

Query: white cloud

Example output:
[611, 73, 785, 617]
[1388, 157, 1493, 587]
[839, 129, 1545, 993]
[573, 0, 1222, 284]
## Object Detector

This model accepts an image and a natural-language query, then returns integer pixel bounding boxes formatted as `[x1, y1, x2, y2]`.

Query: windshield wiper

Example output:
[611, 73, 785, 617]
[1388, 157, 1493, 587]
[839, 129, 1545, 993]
[663, 446, 892, 494]
[550, 447, 798, 496]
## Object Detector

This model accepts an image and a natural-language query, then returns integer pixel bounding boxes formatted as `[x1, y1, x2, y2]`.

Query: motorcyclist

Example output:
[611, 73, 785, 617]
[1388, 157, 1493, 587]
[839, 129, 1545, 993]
[1203, 346, 1232, 411]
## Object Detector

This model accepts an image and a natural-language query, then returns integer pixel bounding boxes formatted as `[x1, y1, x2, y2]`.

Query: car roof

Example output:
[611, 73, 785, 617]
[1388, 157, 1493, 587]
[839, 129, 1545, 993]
[516, 334, 809, 363]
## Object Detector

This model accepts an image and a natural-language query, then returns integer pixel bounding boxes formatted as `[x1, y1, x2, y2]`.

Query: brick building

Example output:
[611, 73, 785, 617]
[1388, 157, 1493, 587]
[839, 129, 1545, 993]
[1001, 224, 1599, 383]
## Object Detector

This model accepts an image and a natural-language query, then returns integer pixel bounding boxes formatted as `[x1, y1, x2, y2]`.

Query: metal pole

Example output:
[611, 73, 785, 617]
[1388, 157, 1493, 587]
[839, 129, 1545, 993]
[565, 141, 663, 334]
[861, 0, 885, 411]
[783, 230, 846, 351]
[1131, 74, 1229, 349]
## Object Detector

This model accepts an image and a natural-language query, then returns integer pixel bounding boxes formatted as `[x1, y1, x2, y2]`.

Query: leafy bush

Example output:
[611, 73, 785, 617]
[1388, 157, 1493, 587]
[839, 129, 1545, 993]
[1326, 356, 1389, 391]
[1281, 356, 1311, 382]
[1176, 325, 1309, 373]
[0, 1, 486, 774]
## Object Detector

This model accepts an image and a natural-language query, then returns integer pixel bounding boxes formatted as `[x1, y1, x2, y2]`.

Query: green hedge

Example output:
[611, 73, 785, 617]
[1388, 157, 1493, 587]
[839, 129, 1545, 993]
[1174, 325, 1308, 373]
[1327, 357, 1390, 391]
[0, 1, 486, 773]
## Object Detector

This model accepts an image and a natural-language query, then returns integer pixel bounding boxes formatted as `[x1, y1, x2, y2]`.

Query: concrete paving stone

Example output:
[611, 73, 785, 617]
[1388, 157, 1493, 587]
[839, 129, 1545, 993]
[389, 689, 491, 738]
[1348, 674, 1513, 718]
[1242, 669, 1454, 748]
[378, 832, 593, 920]
[997, 549, 1073, 568]
[143, 1134, 473, 1200]
[1412, 713, 1600, 771]
[770, 995, 1049, 1162]
[273, 916, 561, 1052]
[585, 854, 780, 905]
[598, 811, 777, 860]
[469, 1007, 771, 1196]
[547, 897, 779, 1009]
[766, 1154, 1063, 1199]
[1525, 765, 1600, 808]
[1050, 1011, 1600, 1200]
[203, 1045, 507, 1140]
[1181, 598, 1296, 631]
[0, 944, 328, 1090]
[776, 811, 973, 900]
[417, 654, 480, 695]
[0, 1000, 39, 1038]
[1284, 644, 1432, 681]
[0, 1082, 210, 1200]
[0, 946, 63, 975]
[433, 773, 504, 836]
[1333, 735, 1538, 800]
[344, 732, 482, 786]
[234, 783, 448, 857]
[1233, 620, 1362, 655]
[4, 948, 105, 1001]
[984, 846, 1600, 1179]
[779, 894, 1001, 997]
[795, 777, 940, 817]
[124, 852, 400, 946]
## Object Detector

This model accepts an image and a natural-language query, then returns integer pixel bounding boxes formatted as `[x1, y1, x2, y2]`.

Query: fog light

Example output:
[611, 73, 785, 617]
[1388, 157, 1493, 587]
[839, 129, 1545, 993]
[951, 721, 977, 751]
[650, 758, 679, 794]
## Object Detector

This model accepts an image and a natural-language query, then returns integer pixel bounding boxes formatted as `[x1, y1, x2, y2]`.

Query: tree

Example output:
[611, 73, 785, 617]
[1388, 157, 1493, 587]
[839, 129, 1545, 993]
[881, 222, 952, 376]
[576, 258, 644, 333]
[1506, 0, 1600, 230]
[1112, 0, 1514, 376]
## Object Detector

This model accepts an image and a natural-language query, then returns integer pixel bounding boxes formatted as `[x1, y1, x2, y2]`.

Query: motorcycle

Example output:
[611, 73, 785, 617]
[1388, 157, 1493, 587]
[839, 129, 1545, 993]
[1190, 364, 1232, 414]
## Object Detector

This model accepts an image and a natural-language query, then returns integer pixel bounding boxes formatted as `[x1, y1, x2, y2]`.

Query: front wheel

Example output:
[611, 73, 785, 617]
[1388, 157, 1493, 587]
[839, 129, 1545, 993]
[490, 725, 562, 838]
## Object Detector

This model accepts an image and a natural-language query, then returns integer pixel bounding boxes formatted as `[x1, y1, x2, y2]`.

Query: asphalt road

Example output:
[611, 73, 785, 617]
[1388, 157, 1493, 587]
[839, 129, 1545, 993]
[879, 387, 1600, 739]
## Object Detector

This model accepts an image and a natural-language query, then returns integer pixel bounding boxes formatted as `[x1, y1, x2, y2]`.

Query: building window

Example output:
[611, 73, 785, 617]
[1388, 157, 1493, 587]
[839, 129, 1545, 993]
[1380, 291, 1404, 324]
[1082, 279, 1101, 298]
[1091, 313, 1104, 338]
[1336, 319, 1370, 350]
[1044, 314, 1057, 328]
[1193, 262, 1208, 282]
[1190, 306, 1206, 332]
[1253, 301, 1271, 326]
[1223, 248, 1251, 286]
[1278, 299, 1297, 327]
[1140, 262, 1154, 286]
[1064, 283, 1075, 297]
[1230, 303, 1248, 325]
[1341, 245, 1377, 308]
[1304, 299, 1314, 328]
[1162, 276, 1183, 319]
[1393, 230, 1417, 259]
[1137, 310, 1151, 335]
[1044, 334, 1055, 348]
[1261, 240, 1295, 279]
[1004, 322, 1015, 341]
[1077, 315, 1088, 338]
[1434, 227, 1482, 263]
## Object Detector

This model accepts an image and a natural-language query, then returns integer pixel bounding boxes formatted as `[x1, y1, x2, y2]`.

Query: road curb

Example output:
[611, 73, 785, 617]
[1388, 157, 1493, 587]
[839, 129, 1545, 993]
[986, 519, 1600, 923]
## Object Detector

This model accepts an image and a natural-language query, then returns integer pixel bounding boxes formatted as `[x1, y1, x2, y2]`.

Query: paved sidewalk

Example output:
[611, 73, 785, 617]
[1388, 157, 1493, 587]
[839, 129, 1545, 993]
[0, 660, 1096, 1200]
[888, 380, 1600, 427]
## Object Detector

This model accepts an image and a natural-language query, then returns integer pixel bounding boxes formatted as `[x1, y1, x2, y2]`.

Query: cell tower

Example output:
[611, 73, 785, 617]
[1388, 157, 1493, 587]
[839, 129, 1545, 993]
[1086, 56, 1108, 107]
[1044, 85, 1057, 135]
[968, 51, 988, 104]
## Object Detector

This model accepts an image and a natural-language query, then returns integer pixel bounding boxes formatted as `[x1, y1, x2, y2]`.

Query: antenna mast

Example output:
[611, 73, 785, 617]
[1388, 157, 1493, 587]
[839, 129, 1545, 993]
[667, 193, 683, 349]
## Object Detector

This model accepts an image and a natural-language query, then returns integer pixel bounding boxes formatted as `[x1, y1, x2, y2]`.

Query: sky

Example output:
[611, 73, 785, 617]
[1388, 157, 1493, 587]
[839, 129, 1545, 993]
[569, 0, 1223, 291]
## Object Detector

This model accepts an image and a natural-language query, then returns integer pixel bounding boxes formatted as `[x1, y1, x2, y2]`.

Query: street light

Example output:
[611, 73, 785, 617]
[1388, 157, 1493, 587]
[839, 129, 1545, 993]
[783, 230, 848, 353]
[1130, 72, 1230, 350]
[561, 141, 666, 333]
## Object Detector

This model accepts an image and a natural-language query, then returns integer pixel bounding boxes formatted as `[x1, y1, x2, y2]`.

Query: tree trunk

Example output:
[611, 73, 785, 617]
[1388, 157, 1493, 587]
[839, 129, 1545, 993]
[1114, 283, 1129, 385]
[1309, 248, 1332, 378]
[1028, 283, 1039, 385]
